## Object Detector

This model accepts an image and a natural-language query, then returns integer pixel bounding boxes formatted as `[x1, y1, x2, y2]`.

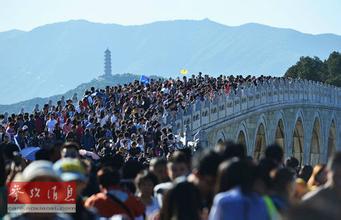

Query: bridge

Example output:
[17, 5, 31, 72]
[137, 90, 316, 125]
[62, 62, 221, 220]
[169, 78, 341, 166]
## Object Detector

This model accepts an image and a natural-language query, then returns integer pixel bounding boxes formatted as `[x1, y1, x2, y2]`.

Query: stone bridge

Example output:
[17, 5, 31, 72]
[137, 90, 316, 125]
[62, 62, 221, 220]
[170, 79, 341, 166]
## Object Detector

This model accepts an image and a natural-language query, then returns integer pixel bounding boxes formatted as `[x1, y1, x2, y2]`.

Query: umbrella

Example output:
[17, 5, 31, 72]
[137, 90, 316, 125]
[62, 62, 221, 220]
[79, 149, 100, 160]
[20, 147, 40, 161]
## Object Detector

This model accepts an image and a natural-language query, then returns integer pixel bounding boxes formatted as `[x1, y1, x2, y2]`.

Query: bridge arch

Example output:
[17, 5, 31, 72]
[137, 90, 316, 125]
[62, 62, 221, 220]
[310, 114, 322, 166]
[235, 121, 249, 155]
[253, 115, 267, 160]
[216, 130, 226, 145]
[273, 111, 286, 153]
[327, 119, 337, 159]
[292, 110, 304, 165]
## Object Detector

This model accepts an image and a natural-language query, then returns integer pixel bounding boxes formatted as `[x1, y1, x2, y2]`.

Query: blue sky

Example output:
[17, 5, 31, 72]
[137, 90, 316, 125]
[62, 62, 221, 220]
[1, 0, 341, 34]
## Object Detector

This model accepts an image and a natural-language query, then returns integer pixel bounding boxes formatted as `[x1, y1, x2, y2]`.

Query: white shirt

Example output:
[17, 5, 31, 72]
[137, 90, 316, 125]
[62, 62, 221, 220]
[46, 119, 57, 133]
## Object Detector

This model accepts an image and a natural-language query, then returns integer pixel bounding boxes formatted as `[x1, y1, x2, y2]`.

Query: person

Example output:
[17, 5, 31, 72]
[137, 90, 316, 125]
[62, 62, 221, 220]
[285, 157, 300, 174]
[209, 159, 270, 220]
[4, 160, 72, 220]
[188, 149, 223, 211]
[265, 144, 284, 166]
[149, 158, 169, 184]
[53, 158, 97, 220]
[298, 165, 313, 183]
[159, 180, 202, 220]
[81, 128, 96, 150]
[270, 167, 297, 213]
[135, 171, 159, 219]
[301, 152, 341, 218]
[294, 165, 313, 200]
[46, 113, 57, 134]
[307, 164, 328, 190]
[216, 140, 246, 160]
[14, 129, 27, 150]
[0, 151, 7, 218]
[84, 167, 145, 219]
[154, 151, 191, 206]
[0, 125, 10, 144]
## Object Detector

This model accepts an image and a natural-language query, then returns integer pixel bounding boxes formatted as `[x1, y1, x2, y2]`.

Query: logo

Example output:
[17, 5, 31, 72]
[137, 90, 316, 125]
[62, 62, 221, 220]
[7, 182, 76, 213]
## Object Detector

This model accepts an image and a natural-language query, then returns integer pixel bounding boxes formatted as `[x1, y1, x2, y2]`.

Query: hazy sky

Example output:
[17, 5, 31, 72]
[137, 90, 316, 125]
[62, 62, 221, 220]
[1, 0, 341, 34]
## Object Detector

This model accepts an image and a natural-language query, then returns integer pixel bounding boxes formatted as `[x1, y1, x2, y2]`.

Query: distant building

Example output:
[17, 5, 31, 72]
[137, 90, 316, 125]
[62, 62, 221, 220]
[104, 48, 112, 76]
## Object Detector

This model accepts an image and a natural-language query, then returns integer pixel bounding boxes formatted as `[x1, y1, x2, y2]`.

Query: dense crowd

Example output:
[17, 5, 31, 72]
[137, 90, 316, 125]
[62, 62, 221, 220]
[0, 74, 340, 220]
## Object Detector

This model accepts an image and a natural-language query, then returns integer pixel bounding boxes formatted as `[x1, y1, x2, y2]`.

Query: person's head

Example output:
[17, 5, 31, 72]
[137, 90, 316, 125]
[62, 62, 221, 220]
[327, 152, 341, 189]
[167, 151, 191, 181]
[255, 158, 278, 194]
[97, 167, 121, 190]
[215, 158, 257, 194]
[135, 170, 158, 197]
[60, 142, 80, 158]
[272, 167, 296, 201]
[53, 158, 88, 195]
[298, 165, 313, 183]
[265, 144, 284, 166]
[191, 149, 223, 200]
[35, 148, 50, 161]
[20, 160, 60, 182]
[149, 158, 168, 183]
[286, 156, 300, 173]
[307, 164, 328, 188]
[216, 140, 246, 160]
[160, 180, 201, 220]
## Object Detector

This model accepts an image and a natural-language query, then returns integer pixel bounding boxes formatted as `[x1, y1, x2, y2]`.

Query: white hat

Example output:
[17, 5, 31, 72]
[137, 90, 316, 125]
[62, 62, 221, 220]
[22, 160, 60, 182]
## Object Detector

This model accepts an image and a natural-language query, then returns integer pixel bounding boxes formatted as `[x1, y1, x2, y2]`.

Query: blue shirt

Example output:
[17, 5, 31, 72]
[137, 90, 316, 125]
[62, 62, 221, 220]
[209, 187, 269, 220]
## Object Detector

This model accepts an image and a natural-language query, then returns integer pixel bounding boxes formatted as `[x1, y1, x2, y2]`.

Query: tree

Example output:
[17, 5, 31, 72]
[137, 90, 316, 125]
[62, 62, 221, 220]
[325, 51, 341, 78]
[326, 75, 341, 87]
[285, 56, 327, 82]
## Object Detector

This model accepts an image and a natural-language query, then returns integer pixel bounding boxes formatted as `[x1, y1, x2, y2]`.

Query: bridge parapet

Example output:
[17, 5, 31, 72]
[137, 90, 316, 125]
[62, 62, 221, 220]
[171, 79, 341, 141]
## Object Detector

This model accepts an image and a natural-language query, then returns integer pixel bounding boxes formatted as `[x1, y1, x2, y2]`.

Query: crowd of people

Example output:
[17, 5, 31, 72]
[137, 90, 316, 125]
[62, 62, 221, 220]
[0, 74, 340, 220]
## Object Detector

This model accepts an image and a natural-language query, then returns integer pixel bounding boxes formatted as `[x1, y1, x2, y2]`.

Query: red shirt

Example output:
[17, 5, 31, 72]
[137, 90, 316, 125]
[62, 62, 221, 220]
[85, 186, 145, 218]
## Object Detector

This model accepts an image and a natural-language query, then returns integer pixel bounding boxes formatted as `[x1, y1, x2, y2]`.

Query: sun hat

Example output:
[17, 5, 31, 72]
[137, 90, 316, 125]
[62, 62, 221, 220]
[53, 158, 87, 182]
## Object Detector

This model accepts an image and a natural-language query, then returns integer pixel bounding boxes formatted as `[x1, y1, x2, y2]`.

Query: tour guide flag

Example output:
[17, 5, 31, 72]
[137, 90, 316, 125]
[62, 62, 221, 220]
[180, 69, 188, 75]
[140, 75, 150, 84]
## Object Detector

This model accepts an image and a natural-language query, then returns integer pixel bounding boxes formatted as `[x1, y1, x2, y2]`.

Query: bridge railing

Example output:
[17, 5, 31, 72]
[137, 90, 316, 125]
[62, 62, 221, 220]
[168, 79, 341, 140]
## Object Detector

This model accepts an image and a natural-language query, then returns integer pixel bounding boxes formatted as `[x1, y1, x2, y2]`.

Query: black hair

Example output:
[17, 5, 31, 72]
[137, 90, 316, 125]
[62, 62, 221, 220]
[257, 158, 278, 189]
[150, 157, 167, 168]
[215, 158, 257, 194]
[169, 151, 191, 167]
[265, 144, 284, 165]
[298, 165, 313, 183]
[160, 181, 201, 220]
[135, 170, 158, 187]
[219, 140, 246, 160]
[328, 151, 341, 171]
[97, 167, 121, 188]
[192, 149, 222, 176]
[272, 167, 296, 193]
[286, 157, 300, 171]
[35, 148, 50, 161]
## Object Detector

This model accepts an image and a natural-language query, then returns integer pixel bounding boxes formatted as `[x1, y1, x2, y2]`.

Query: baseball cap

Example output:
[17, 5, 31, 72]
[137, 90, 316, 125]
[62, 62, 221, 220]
[53, 158, 87, 182]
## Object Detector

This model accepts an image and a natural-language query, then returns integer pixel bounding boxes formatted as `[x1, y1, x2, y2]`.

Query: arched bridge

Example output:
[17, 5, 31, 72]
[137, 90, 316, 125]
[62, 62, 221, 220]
[170, 79, 341, 166]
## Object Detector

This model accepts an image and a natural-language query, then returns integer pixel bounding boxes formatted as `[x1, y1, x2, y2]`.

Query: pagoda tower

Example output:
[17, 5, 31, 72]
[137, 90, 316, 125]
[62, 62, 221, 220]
[104, 48, 112, 76]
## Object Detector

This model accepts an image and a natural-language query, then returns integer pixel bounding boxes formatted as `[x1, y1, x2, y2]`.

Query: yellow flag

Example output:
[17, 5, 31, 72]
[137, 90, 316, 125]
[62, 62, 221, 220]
[180, 69, 188, 75]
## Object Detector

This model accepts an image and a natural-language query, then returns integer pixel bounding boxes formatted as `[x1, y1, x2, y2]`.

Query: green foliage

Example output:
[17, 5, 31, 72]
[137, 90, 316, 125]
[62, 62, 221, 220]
[285, 51, 341, 86]
[325, 51, 341, 78]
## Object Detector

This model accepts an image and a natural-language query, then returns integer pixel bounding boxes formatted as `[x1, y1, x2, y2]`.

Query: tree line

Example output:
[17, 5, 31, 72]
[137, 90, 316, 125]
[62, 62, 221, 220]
[285, 51, 341, 86]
